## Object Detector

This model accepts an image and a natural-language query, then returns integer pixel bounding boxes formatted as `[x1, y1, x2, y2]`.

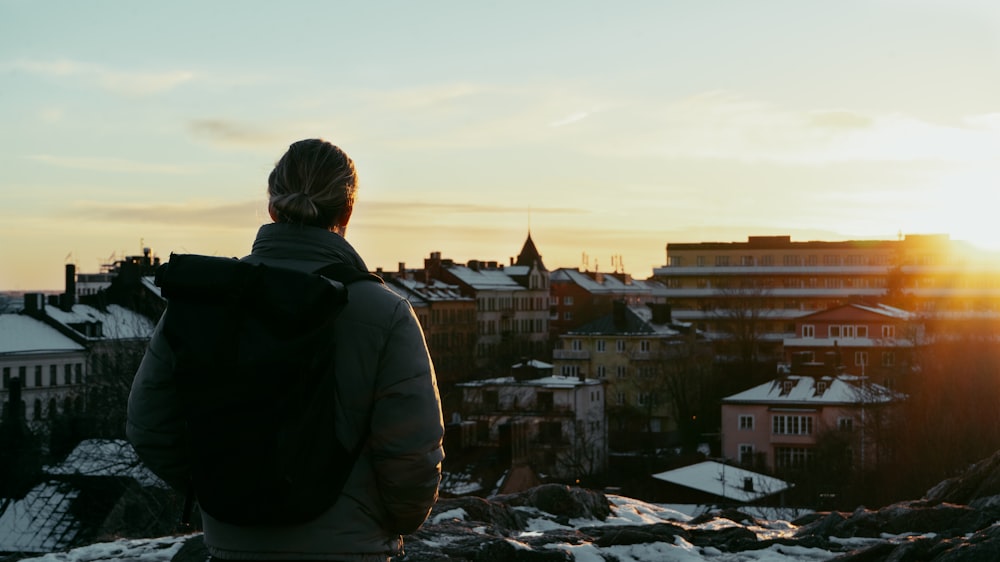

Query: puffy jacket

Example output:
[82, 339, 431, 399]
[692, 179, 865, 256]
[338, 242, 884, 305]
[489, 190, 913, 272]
[127, 223, 445, 561]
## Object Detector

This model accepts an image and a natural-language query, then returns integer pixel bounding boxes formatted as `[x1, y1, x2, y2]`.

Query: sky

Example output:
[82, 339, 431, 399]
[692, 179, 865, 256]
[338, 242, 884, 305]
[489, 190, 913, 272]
[3, 0, 1000, 291]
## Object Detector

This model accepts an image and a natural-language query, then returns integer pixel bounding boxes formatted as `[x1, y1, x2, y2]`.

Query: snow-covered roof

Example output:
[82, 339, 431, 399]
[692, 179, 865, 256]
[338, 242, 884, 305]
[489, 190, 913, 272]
[457, 374, 602, 389]
[723, 375, 900, 405]
[0, 314, 85, 355]
[569, 304, 684, 336]
[550, 268, 661, 294]
[446, 266, 525, 291]
[652, 461, 791, 503]
[141, 275, 162, 299]
[44, 304, 155, 340]
[784, 337, 915, 348]
[390, 278, 472, 302]
[512, 359, 553, 369]
[44, 439, 166, 488]
[0, 439, 165, 554]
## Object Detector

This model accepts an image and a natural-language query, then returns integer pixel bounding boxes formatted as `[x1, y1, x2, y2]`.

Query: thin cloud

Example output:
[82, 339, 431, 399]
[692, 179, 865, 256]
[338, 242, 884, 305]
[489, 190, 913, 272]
[26, 154, 197, 175]
[7, 58, 194, 96]
[549, 111, 591, 128]
[188, 119, 288, 148]
[73, 200, 265, 227]
[360, 200, 586, 215]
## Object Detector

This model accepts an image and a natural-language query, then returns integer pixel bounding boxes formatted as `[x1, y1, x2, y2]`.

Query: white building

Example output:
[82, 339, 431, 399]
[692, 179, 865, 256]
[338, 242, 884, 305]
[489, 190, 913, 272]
[458, 373, 607, 479]
[0, 314, 88, 423]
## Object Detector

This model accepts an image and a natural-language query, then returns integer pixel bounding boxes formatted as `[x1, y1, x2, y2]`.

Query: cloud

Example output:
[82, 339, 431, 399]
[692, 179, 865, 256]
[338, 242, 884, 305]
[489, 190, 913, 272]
[188, 119, 289, 148]
[72, 200, 265, 227]
[8, 58, 194, 96]
[807, 110, 875, 130]
[26, 154, 197, 175]
[549, 111, 591, 128]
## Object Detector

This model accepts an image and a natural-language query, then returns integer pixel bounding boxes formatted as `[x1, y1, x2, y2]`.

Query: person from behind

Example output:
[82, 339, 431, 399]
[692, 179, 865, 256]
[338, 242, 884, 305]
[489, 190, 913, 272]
[127, 139, 445, 562]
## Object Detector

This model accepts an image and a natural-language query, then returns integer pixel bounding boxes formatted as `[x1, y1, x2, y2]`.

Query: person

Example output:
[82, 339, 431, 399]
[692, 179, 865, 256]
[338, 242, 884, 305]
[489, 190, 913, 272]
[127, 139, 445, 562]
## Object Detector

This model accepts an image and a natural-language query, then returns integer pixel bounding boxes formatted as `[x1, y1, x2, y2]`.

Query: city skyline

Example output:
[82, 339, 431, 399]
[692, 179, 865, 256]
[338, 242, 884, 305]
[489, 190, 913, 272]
[4, 1, 1000, 290]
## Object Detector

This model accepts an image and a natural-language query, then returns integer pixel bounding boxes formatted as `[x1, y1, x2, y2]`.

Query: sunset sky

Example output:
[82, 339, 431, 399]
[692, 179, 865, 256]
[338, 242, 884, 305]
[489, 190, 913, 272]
[3, 0, 1000, 290]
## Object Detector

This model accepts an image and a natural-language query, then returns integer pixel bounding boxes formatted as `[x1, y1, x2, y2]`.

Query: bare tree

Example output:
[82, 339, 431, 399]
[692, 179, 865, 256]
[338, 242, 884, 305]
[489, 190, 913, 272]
[708, 280, 774, 384]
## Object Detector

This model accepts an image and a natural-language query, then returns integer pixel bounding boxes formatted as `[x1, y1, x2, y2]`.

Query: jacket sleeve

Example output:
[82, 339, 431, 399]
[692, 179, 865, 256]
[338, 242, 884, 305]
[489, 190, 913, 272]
[126, 316, 192, 492]
[369, 299, 445, 536]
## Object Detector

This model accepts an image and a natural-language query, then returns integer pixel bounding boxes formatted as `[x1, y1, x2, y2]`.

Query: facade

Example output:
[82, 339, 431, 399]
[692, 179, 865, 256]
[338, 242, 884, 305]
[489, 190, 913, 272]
[383, 273, 477, 386]
[552, 301, 705, 450]
[0, 314, 88, 424]
[424, 234, 550, 369]
[721, 365, 900, 474]
[549, 267, 665, 340]
[457, 374, 607, 479]
[783, 303, 920, 389]
[652, 234, 1000, 355]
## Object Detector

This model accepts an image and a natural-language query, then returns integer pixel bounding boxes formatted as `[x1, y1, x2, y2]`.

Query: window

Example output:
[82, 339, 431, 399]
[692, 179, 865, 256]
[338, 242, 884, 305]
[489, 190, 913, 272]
[561, 365, 579, 377]
[741, 255, 754, 266]
[739, 444, 755, 465]
[615, 366, 626, 379]
[801, 325, 815, 338]
[564, 296, 574, 306]
[781, 380, 795, 394]
[855, 351, 868, 367]
[783, 255, 800, 266]
[829, 326, 840, 338]
[696, 256, 707, 267]
[816, 381, 828, 394]
[838, 417, 854, 432]
[34, 366, 42, 387]
[760, 255, 774, 266]
[616, 392, 626, 406]
[596, 340, 606, 353]
[856, 326, 868, 338]
[738, 415, 754, 430]
[19, 366, 26, 379]
[615, 340, 626, 353]
[715, 256, 730, 266]
[64, 364, 72, 384]
[75, 363, 82, 384]
[823, 255, 840, 266]
[637, 392, 652, 406]
[2, 367, 9, 388]
[772, 415, 814, 435]
[571, 339, 582, 351]
[881, 351, 895, 367]
[50, 365, 57, 385]
[669, 256, 683, 266]
[639, 340, 650, 352]
[882, 325, 896, 338]
[775, 447, 814, 469]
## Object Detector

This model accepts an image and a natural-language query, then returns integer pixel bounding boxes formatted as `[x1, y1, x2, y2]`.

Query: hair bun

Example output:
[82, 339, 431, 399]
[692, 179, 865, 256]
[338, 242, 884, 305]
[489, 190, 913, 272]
[270, 191, 320, 224]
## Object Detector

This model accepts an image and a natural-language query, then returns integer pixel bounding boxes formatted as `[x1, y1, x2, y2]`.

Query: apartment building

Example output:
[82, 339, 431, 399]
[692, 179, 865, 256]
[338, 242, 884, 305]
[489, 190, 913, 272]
[652, 234, 1000, 356]
[721, 363, 900, 474]
[0, 314, 88, 423]
[549, 267, 664, 340]
[783, 303, 920, 389]
[552, 301, 706, 450]
[457, 373, 607, 479]
[423, 234, 550, 368]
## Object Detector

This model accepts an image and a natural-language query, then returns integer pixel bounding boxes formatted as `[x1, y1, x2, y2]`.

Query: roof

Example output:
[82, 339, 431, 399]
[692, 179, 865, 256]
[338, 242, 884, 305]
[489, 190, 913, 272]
[799, 303, 913, 322]
[511, 359, 553, 369]
[722, 374, 901, 405]
[550, 268, 662, 294]
[0, 314, 85, 355]
[446, 266, 525, 291]
[457, 374, 602, 389]
[43, 304, 155, 340]
[0, 439, 165, 554]
[569, 304, 684, 336]
[652, 461, 791, 503]
[515, 232, 545, 270]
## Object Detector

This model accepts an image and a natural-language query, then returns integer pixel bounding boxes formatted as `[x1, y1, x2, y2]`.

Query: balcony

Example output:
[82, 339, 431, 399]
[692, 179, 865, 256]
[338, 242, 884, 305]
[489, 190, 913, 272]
[553, 349, 590, 360]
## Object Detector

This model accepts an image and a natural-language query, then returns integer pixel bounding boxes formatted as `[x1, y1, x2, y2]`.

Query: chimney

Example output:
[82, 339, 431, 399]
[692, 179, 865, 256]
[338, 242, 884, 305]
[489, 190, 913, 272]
[612, 300, 628, 331]
[63, 263, 76, 309]
[398, 262, 406, 275]
[648, 303, 672, 324]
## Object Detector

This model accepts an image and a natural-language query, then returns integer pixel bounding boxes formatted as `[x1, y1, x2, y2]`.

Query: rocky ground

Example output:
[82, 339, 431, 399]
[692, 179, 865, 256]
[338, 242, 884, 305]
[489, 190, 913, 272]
[19, 449, 1000, 562]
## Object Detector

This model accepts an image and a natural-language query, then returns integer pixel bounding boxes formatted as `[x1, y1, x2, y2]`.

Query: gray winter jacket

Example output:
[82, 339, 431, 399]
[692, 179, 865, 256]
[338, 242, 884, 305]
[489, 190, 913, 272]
[126, 223, 445, 561]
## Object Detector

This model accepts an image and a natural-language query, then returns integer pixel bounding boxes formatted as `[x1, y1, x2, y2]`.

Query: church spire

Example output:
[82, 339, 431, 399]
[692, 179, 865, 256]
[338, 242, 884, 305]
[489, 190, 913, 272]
[515, 231, 546, 271]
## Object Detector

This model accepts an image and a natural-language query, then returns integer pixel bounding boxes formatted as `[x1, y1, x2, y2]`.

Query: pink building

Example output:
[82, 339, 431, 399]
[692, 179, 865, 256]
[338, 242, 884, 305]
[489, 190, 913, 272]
[721, 367, 900, 474]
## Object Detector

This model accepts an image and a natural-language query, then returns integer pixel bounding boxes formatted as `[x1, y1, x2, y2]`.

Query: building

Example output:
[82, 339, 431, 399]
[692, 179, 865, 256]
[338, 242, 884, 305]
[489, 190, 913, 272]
[783, 303, 920, 389]
[424, 233, 550, 369]
[0, 314, 88, 424]
[720, 363, 901, 474]
[549, 267, 665, 340]
[457, 373, 607, 479]
[652, 234, 1000, 359]
[552, 301, 707, 450]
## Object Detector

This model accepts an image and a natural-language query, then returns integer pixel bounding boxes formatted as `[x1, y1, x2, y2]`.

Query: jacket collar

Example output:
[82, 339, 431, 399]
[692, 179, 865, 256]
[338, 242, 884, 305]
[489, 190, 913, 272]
[246, 223, 369, 272]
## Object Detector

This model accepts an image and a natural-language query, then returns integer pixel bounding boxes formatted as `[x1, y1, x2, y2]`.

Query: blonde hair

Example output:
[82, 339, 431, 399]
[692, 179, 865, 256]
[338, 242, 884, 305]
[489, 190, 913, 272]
[267, 139, 357, 229]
